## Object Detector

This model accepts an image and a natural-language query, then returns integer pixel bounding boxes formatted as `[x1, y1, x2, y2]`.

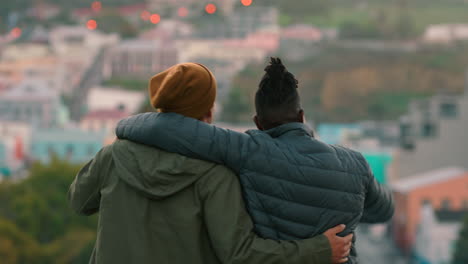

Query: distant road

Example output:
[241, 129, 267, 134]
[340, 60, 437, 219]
[69, 47, 106, 121]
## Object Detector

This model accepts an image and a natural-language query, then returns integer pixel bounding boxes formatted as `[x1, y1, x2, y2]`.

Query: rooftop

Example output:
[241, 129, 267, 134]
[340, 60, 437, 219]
[392, 167, 467, 193]
[82, 109, 129, 120]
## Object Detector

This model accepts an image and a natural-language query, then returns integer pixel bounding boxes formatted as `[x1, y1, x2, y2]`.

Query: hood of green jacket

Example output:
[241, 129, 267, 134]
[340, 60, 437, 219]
[111, 139, 216, 200]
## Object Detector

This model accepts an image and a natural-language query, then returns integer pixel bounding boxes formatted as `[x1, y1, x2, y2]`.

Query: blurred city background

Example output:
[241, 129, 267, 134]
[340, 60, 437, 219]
[0, 0, 467, 263]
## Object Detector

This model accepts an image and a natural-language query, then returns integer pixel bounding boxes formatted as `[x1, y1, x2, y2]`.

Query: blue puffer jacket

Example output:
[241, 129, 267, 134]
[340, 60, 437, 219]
[116, 112, 394, 263]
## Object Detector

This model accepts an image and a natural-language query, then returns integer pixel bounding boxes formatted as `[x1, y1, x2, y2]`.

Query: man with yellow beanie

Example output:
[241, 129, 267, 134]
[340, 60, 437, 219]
[69, 62, 352, 264]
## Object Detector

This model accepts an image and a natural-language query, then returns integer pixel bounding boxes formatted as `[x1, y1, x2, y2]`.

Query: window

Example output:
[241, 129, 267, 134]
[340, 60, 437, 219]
[421, 198, 431, 206]
[421, 122, 437, 138]
[441, 198, 451, 210]
[463, 199, 468, 209]
[440, 103, 457, 118]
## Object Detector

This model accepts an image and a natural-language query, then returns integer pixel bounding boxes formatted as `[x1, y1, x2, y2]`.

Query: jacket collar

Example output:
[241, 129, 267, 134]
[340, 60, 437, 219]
[264, 122, 315, 138]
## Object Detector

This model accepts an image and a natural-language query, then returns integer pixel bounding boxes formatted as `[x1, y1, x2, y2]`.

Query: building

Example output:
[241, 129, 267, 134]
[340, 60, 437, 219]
[86, 87, 146, 114]
[103, 40, 178, 79]
[391, 167, 468, 252]
[222, 29, 280, 53]
[0, 44, 60, 89]
[31, 129, 106, 164]
[228, 6, 278, 38]
[148, 0, 236, 16]
[390, 89, 468, 179]
[0, 80, 68, 128]
[193, 6, 279, 39]
[80, 109, 130, 146]
[49, 26, 119, 56]
[139, 20, 194, 40]
[0, 143, 8, 179]
[414, 204, 465, 264]
[0, 122, 31, 178]
[81, 109, 129, 133]
[423, 24, 468, 44]
[279, 24, 323, 61]
[73, 3, 148, 24]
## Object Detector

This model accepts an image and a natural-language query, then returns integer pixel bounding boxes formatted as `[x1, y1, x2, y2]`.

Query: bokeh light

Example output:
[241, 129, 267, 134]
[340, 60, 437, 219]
[205, 4, 217, 14]
[91, 1, 102, 12]
[87, 19, 97, 30]
[241, 0, 252, 6]
[140, 10, 151, 21]
[150, 14, 161, 24]
[178, 7, 189, 18]
[10, 27, 22, 38]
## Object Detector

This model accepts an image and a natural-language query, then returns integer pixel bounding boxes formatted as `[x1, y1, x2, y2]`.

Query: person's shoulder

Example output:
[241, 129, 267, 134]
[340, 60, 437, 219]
[329, 144, 369, 174]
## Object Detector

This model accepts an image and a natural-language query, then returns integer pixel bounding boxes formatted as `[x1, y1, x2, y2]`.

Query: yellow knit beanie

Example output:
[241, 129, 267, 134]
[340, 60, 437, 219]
[149, 63, 217, 119]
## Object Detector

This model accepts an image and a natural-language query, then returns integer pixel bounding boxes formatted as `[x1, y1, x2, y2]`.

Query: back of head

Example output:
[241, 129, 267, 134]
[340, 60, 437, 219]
[255, 57, 301, 130]
[149, 62, 217, 120]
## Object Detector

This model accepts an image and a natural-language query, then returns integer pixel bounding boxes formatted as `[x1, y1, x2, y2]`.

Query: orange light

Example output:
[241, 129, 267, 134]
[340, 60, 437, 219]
[241, 0, 252, 6]
[140, 10, 151, 21]
[205, 4, 217, 14]
[10, 27, 22, 38]
[87, 19, 97, 30]
[91, 1, 102, 12]
[178, 7, 189, 17]
[150, 14, 161, 24]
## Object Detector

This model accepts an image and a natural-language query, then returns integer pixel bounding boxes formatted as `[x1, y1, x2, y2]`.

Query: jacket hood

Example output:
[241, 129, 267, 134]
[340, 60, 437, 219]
[111, 139, 216, 200]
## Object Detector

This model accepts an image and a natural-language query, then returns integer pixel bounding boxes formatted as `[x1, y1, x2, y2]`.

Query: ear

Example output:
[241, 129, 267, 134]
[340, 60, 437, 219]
[201, 108, 214, 124]
[298, 109, 305, 123]
[253, 115, 264, 130]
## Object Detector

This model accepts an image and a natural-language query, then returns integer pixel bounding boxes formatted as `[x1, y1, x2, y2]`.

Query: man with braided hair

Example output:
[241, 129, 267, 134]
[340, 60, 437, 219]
[116, 58, 394, 263]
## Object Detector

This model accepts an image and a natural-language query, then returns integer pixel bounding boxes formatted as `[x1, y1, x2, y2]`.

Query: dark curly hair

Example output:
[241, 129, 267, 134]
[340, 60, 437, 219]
[255, 57, 302, 129]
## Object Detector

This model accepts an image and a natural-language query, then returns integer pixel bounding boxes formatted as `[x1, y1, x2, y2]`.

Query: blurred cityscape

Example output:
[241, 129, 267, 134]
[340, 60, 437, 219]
[0, 0, 468, 263]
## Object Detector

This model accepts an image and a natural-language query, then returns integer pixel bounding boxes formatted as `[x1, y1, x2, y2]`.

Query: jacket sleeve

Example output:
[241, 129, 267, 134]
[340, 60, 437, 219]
[116, 112, 251, 174]
[198, 166, 332, 264]
[68, 146, 113, 216]
[359, 156, 395, 223]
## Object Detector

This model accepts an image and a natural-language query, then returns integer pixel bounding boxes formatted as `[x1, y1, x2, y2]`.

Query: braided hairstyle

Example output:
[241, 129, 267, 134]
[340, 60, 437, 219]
[255, 57, 302, 129]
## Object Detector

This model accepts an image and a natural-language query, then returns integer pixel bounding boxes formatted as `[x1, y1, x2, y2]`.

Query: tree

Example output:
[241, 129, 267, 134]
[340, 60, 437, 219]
[453, 215, 468, 264]
[0, 158, 98, 264]
[221, 86, 251, 123]
[0, 218, 44, 264]
[94, 9, 137, 39]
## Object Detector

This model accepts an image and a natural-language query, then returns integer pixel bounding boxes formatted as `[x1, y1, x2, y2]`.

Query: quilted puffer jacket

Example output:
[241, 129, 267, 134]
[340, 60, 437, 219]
[116, 112, 394, 264]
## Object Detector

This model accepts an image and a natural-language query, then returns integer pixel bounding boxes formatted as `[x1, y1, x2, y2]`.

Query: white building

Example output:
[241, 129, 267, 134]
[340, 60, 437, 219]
[103, 40, 178, 79]
[86, 87, 146, 115]
[423, 24, 468, 44]
[0, 80, 68, 128]
[49, 26, 119, 94]
[414, 205, 463, 264]
[389, 85, 468, 179]
[0, 122, 32, 174]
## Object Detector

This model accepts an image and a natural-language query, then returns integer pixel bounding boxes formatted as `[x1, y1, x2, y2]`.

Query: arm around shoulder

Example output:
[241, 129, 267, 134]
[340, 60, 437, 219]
[116, 112, 251, 173]
[198, 165, 331, 264]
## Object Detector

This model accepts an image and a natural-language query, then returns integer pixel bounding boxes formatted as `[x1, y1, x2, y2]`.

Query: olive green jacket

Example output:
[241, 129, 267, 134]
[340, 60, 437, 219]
[68, 140, 331, 264]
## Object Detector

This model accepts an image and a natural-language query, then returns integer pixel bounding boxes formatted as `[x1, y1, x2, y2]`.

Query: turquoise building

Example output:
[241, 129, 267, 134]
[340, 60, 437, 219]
[361, 152, 392, 184]
[316, 123, 362, 145]
[31, 129, 106, 164]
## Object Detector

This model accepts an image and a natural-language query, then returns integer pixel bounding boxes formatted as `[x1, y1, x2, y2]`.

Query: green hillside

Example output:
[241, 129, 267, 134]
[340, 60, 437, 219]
[221, 44, 468, 123]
